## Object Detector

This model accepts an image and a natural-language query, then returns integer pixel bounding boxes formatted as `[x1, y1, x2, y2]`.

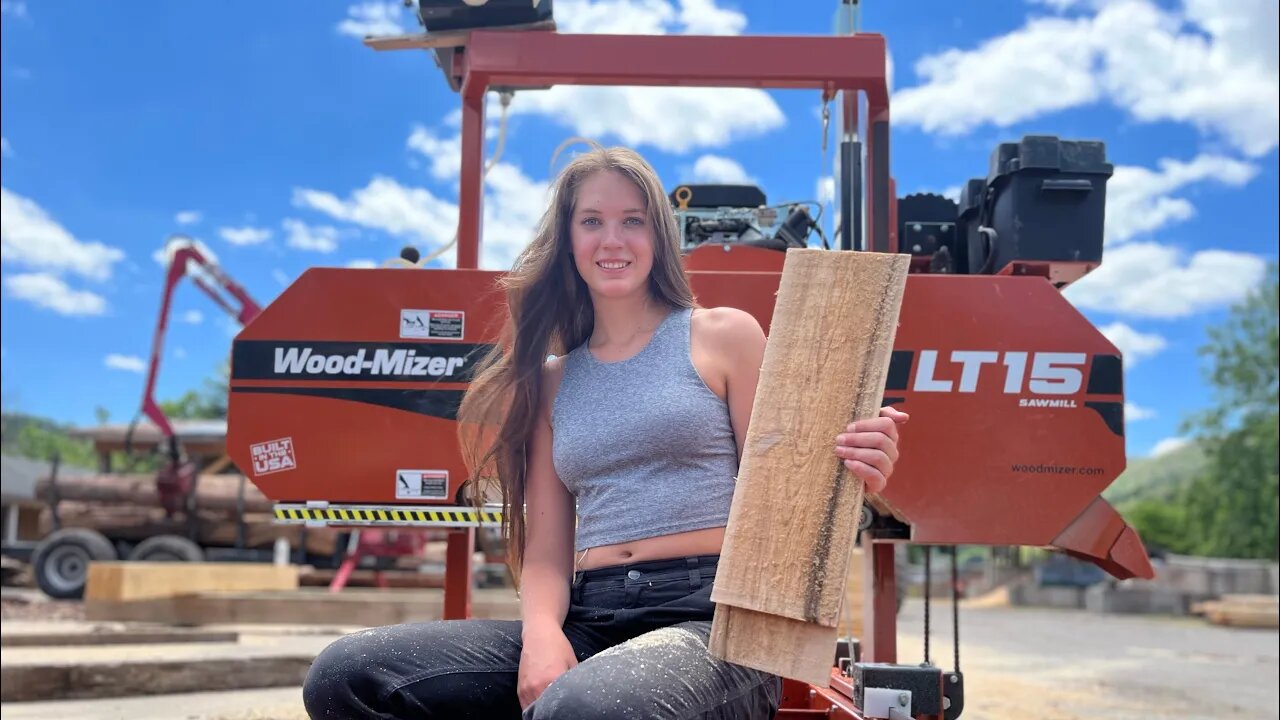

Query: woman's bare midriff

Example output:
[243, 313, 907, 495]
[576, 526, 726, 570]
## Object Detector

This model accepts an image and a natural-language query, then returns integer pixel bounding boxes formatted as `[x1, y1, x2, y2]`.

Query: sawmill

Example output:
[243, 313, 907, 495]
[217, 1, 1149, 716]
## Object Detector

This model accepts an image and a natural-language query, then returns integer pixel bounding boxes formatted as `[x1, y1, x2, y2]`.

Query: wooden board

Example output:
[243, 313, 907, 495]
[708, 249, 908, 684]
[0, 629, 238, 648]
[0, 651, 311, 702]
[712, 605, 840, 686]
[85, 588, 521, 626]
[85, 562, 299, 603]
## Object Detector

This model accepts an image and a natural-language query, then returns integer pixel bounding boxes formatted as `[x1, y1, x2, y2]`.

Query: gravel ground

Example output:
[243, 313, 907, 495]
[1, 594, 1274, 719]
[1, 588, 85, 622]
[895, 598, 1279, 720]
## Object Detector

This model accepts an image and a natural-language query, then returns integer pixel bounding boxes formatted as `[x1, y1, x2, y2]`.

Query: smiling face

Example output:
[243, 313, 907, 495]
[569, 169, 655, 302]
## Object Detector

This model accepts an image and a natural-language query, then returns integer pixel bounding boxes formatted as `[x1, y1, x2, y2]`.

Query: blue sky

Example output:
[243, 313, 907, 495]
[1, 0, 1276, 460]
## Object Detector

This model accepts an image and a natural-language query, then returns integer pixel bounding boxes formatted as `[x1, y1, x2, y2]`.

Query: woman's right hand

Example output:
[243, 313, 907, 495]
[518, 623, 578, 709]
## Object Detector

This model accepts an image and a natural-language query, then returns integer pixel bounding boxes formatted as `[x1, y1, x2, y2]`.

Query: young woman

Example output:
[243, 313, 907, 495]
[303, 146, 907, 719]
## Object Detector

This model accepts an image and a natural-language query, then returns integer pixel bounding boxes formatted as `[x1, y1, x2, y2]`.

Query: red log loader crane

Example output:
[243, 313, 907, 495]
[225, 2, 1154, 717]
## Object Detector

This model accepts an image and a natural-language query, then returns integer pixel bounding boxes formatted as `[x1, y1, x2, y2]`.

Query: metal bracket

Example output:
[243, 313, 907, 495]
[863, 687, 911, 719]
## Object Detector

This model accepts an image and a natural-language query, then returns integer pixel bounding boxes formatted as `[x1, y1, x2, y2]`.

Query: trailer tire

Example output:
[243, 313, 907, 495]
[32, 528, 118, 600]
[128, 535, 205, 563]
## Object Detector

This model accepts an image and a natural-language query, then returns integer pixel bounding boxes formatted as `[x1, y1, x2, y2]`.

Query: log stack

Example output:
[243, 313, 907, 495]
[35, 473, 339, 557]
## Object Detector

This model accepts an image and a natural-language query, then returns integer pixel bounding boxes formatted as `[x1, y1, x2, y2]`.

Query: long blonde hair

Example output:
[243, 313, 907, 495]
[457, 145, 695, 583]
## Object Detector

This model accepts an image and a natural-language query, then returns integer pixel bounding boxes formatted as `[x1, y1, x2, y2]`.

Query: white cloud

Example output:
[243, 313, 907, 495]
[1106, 154, 1258, 244]
[272, 269, 291, 287]
[817, 176, 836, 205]
[4, 272, 107, 316]
[480, 163, 551, 270]
[895, 0, 1279, 157]
[1, 187, 125, 281]
[346, 259, 378, 269]
[689, 155, 753, 184]
[509, 86, 784, 154]
[1125, 402, 1156, 421]
[1099, 322, 1167, 367]
[893, 15, 1100, 135]
[293, 177, 457, 250]
[152, 237, 221, 289]
[552, 0, 746, 36]
[676, 0, 747, 34]
[407, 126, 462, 181]
[180, 309, 204, 325]
[1095, 0, 1279, 158]
[1150, 436, 1190, 457]
[173, 347, 188, 360]
[153, 237, 219, 269]
[104, 354, 146, 373]
[282, 218, 344, 253]
[336, 1, 410, 38]
[1, 137, 10, 157]
[498, 1, 780, 154]
[218, 226, 272, 246]
[175, 210, 201, 226]
[1068, 242, 1268, 318]
[293, 161, 548, 271]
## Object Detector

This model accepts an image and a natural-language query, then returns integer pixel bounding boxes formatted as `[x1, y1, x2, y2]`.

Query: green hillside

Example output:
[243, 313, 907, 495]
[0, 412, 98, 469]
[1105, 442, 1208, 509]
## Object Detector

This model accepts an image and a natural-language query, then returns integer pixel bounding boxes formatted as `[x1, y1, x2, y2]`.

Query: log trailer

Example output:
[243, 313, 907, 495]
[225, 2, 1156, 717]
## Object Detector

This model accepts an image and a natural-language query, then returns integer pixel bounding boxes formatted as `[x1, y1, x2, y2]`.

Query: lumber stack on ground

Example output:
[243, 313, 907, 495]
[1191, 594, 1279, 629]
[709, 249, 909, 686]
[85, 561, 299, 603]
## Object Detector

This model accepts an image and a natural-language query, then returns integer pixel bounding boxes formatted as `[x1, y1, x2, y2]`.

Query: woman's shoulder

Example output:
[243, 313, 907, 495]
[691, 306, 766, 353]
[539, 354, 568, 412]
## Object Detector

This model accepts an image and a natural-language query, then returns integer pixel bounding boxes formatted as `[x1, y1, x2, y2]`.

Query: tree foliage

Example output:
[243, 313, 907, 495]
[157, 362, 229, 420]
[1125, 263, 1279, 560]
[0, 414, 99, 469]
[2, 364, 229, 469]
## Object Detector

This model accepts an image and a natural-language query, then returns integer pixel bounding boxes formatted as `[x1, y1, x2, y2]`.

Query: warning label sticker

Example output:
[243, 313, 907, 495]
[401, 309, 464, 340]
[395, 469, 449, 500]
[250, 437, 297, 476]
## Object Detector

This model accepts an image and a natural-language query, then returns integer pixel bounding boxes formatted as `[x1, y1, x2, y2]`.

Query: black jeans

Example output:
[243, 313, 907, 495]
[303, 554, 782, 719]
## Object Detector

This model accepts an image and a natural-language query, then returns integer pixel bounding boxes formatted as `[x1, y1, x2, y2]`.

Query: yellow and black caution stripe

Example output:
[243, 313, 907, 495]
[273, 503, 503, 528]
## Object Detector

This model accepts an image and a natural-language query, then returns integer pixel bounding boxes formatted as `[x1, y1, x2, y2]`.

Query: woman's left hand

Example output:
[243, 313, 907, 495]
[835, 406, 909, 494]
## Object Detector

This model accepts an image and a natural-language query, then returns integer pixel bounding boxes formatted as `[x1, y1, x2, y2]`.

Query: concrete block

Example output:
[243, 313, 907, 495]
[1085, 583, 1191, 615]
[1010, 582, 1085, 609]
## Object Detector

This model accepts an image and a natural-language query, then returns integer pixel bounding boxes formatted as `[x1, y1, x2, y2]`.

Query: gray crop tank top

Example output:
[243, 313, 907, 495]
[551, 306, 740, 552]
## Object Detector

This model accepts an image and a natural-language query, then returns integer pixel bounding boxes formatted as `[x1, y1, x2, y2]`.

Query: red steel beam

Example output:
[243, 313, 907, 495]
[452, 31, 889, 269]
[465, 31, 888, 95]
